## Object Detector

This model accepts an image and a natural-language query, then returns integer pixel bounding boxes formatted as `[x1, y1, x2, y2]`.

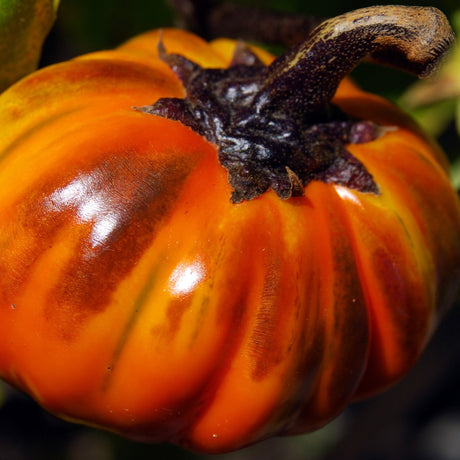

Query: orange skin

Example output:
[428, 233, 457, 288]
[0, 28, 459, 453]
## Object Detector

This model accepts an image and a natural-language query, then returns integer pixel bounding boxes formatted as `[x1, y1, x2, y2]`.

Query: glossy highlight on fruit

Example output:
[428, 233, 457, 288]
[0, 5, 459, 454]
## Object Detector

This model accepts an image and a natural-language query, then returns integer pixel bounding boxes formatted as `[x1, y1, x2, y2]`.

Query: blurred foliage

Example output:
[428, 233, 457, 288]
[52, 0, 172, 53]
[1, 1, 459, 459]
[0, 0, 59, 90]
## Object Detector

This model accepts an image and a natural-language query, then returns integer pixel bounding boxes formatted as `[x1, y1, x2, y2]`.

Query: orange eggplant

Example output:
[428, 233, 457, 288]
[0, 5, 459, 454]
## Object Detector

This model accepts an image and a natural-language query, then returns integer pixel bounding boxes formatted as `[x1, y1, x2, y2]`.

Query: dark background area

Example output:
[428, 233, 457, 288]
[1, 1, 460, 459]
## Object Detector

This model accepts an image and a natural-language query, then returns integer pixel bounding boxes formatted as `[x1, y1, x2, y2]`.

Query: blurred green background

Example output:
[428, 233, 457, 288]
[1, 1, 460, 459]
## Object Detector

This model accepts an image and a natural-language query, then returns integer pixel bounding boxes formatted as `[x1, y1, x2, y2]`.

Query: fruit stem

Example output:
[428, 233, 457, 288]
[255, 6, 455, 116]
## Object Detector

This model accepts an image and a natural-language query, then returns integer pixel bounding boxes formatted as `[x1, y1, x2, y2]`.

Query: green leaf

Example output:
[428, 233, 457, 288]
[0, 0, 59, 91]
[451, 157, 460, 191]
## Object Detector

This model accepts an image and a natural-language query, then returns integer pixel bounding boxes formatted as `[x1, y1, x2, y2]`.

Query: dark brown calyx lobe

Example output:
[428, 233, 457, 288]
[141, 6, 454, 203]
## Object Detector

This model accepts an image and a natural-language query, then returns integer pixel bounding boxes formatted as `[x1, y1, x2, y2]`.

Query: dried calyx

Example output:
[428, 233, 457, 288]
[141, 6, 454, 203]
